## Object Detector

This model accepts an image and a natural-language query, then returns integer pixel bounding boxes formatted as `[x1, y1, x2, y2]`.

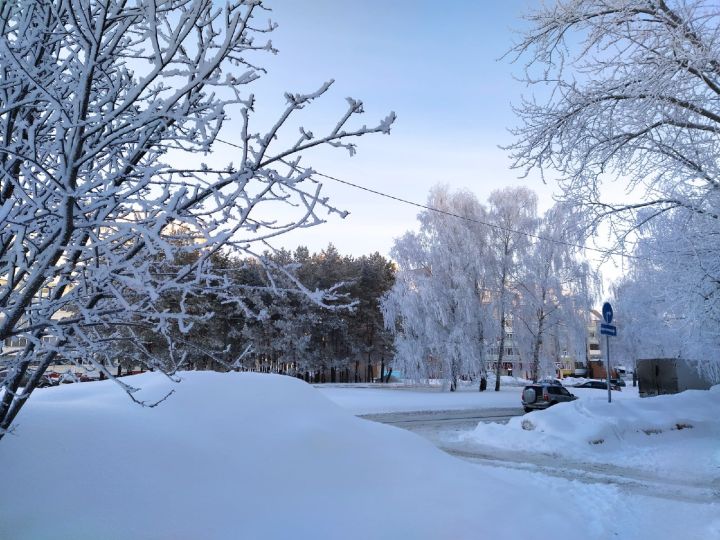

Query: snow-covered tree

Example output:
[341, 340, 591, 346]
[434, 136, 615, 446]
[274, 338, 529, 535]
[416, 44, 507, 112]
[613, 207, 720, 382]
[486, 187, 537, 390]
[383, 186, 596, 390]
[513, 205, 596, 381]
[0, 0, 395, 438]
[509, 0, 720, 235]
[508, 0, 720, 382]
[382, 186, 494, 391]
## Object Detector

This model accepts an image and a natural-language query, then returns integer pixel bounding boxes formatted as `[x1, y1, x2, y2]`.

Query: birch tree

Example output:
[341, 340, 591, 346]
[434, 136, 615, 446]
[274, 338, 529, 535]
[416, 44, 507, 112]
[508, 0, 720, 381]
[486, 187, 536, 391]
[509, 0, 720, 235]
[0, 0, 395, 438]
[613, 207, 720, 382]
[382, 186, 493, 391]
[513, 205, 596, 381]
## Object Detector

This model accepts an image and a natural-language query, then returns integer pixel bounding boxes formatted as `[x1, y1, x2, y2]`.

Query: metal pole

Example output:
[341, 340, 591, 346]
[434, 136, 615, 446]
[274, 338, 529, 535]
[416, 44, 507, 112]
[606, 334, 611, 404]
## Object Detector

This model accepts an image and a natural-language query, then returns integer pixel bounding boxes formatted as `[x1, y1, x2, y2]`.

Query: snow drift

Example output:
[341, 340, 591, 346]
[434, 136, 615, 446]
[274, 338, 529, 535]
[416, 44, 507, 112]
[0, 372, 566, 539]
[1, 372, 717, 539]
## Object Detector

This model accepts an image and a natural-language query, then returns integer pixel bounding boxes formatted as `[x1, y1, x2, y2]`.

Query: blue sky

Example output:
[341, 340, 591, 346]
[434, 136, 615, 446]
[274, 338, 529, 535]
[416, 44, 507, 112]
[218, 0, 563, 258]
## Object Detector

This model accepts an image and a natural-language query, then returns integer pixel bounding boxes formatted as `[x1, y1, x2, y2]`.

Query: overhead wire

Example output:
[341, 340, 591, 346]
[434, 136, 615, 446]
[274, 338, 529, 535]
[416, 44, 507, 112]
[214, 136, 643, 262]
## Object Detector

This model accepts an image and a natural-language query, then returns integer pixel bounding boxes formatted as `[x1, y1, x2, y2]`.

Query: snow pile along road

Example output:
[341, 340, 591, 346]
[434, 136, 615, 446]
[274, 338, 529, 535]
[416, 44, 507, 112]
[468, 385, 720, 481]
[1, 372, 718, 539]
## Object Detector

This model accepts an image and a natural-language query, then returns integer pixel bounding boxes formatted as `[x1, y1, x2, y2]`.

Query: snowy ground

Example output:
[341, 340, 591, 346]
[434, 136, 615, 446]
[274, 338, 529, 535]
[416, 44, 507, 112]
[322, 380, 719, 489]
[317, 377, 637, 415]
[1, 372, 718, 539]
[464, 386, 720, 486]
[315, 377, 527, 414]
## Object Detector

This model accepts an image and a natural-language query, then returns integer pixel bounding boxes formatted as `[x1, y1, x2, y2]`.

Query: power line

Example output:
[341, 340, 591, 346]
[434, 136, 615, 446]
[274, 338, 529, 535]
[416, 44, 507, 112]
[215, 137, 641, 261]
[311, 169, 643, 261]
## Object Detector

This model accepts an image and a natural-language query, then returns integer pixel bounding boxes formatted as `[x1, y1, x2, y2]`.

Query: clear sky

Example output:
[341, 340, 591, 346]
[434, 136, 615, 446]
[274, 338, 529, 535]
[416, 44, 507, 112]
[217, 0, 574, 260]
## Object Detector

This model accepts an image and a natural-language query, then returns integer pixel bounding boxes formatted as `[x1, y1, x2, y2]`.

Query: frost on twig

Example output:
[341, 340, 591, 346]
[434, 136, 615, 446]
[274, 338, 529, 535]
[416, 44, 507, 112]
[508, 0, 720, 382]
[0, 0, 395, 438]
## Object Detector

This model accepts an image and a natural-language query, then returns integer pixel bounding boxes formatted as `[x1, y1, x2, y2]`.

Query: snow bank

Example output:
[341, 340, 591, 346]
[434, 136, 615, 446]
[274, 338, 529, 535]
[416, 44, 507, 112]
[468, 385, 720, 481]
[1, 372, 717, 539]
[0, 372, 561, 539]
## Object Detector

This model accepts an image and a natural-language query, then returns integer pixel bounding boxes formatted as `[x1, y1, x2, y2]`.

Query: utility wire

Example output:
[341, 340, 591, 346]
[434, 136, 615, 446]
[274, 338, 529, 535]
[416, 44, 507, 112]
[215, 136, 642, 262]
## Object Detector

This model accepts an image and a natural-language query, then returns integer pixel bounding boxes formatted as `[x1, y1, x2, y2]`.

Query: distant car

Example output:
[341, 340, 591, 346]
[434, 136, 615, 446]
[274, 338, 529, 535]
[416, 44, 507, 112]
[537, 378, 564, 386]
[521, 382, 577, 413]
[610, 378, 626, 387]
[573, 380, 622, 391]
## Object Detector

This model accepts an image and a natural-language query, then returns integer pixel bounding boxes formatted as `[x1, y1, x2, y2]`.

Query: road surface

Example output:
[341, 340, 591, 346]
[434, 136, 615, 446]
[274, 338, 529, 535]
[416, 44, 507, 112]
[363, 407, 720, 504]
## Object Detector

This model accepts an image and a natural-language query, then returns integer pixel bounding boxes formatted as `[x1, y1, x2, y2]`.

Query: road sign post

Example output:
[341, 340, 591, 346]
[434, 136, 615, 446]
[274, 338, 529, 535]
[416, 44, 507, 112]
[600, 302, 616, 403]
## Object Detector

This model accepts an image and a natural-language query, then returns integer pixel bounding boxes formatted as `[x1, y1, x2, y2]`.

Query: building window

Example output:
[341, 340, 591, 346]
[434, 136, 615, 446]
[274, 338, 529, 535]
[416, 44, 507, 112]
[4, 336, 28, 348]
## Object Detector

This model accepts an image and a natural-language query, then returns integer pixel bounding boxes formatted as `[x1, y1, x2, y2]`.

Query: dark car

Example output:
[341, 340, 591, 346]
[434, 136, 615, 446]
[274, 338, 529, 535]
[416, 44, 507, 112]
[537, 377, 564, 386]
[610, 378, 626, 387]
[522, 383, 577, 412]
[573, 380, 622, 391]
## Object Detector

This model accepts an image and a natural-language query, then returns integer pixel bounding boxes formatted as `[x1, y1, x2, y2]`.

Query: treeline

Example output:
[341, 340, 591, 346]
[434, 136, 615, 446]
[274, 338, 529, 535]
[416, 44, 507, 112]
[113, 245, 396, 383]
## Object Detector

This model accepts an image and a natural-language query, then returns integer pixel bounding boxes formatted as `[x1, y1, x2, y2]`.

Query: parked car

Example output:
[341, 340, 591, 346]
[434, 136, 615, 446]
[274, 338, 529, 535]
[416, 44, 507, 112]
[573, 380, 622, 391]
[537, 377, 564, 386]
[521, 382, 577, 412]
[610, 378, 626, 387]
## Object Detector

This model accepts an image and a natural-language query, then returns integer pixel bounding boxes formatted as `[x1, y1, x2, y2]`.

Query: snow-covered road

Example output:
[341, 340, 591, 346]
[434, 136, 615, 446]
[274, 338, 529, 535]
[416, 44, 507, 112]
[366, 410, 720, 504]
[444, 445, 720, 504]
[360, 407, 523, 427]
[354, 388, 720, 506]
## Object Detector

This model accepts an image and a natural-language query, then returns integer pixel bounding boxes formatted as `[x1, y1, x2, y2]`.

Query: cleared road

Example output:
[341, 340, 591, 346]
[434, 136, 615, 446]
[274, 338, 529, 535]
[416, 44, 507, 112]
[360, 407, 522, 428]
[361, 407, 523, 445]
[363, 408, 720, 504]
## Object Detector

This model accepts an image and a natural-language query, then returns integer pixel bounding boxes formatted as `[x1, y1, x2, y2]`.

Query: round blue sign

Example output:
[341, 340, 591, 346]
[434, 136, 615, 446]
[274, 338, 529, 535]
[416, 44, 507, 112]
[602, 302, 613, 324]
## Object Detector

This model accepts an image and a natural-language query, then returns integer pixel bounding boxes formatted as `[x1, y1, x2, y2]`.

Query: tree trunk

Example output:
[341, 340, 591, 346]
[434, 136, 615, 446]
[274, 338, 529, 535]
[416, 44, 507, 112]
[495, 312, 506, 391]
[531, 318, 544, 382]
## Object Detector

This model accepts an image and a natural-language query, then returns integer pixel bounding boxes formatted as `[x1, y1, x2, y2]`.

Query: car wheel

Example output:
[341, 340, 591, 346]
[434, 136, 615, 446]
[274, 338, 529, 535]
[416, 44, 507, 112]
[548, 401, 558, 407]
[523, 406, 533, 413]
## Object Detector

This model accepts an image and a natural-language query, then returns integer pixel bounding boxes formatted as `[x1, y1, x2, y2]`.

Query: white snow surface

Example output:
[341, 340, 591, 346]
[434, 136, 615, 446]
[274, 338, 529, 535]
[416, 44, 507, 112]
[316, 377, 637, 415]
[316, 378, 526, 414]
[1, 372, 718, 539]
[467, 385, 720, 483]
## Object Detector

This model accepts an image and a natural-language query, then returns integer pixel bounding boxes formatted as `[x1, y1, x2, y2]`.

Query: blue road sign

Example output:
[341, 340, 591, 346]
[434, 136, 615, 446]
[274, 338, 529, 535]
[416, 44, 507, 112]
[602, 302, 613, 324]
[600, 323, 616, 336]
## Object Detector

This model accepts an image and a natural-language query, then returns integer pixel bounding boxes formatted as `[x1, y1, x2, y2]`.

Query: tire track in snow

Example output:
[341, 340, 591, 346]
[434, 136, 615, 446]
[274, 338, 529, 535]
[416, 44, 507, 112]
[442, 445, 720, 504]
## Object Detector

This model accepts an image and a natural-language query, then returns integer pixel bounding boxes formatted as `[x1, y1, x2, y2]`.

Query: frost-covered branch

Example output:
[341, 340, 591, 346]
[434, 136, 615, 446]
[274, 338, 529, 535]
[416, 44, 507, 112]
[0, 0, 395, 438]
